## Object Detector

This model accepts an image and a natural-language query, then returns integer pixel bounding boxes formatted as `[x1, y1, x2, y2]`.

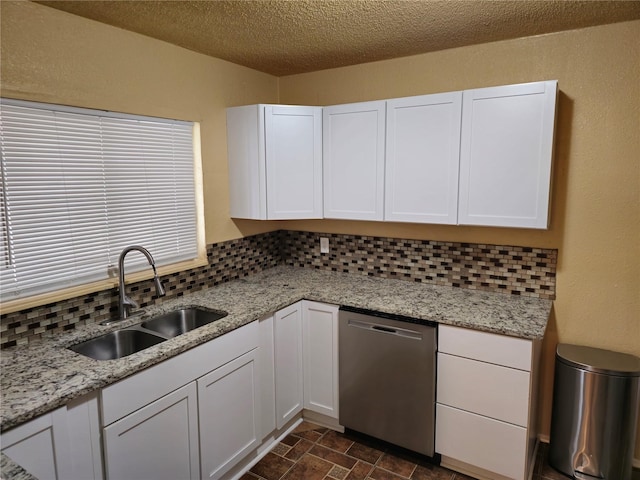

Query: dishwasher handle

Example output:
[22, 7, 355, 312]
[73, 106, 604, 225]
[348, 319, 423, 340]
[372, 325, 396, 334]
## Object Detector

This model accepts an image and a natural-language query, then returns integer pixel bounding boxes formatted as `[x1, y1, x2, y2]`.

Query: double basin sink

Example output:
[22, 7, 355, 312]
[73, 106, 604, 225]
[69, 308, 227, 361]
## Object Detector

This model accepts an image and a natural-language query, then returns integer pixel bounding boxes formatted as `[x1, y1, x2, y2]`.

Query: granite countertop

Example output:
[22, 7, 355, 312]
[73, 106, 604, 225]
[1, 266, 551, 436]
[0, 454, 33, 480]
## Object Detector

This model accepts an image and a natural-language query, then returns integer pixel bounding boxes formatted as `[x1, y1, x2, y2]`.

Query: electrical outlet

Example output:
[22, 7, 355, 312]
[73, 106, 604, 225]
[320, 237, 329, 254]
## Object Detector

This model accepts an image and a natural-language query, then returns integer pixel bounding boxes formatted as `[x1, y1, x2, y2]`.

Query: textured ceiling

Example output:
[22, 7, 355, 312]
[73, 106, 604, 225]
[35, 0, 640, 76]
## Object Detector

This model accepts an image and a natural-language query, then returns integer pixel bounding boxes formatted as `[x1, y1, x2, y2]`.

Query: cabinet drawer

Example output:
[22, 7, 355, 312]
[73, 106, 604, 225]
[102, 321, 258, 426]
[436, 404, 527, 480]
[438, 324, 532, 371]
[437, 353, 530, 426]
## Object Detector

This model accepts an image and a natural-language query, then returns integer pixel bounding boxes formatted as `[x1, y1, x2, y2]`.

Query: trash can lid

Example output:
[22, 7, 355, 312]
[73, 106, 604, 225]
[557, 344, 640, 376]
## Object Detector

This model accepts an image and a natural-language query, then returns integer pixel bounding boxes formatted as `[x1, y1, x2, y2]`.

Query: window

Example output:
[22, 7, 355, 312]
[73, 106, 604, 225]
[0, 98, 200, 303]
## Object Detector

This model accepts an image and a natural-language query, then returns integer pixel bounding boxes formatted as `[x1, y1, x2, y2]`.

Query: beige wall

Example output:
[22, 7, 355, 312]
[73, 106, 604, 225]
[0, 0, 282, 244]
[279, 21, 640, 457]
[2, 0, 639, 460]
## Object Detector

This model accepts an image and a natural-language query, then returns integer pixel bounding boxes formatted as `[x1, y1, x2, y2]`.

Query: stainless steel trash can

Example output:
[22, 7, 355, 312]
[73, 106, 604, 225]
[549, 344, 640, 480]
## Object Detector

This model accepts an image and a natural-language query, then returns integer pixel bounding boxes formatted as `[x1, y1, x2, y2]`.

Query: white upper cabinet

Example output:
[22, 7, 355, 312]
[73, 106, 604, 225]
[385, 92, 463, 224]
[227, 80, 557, 228]
[226, 104, 323, 220]
[323, 101, 386, 220]
[458, 81, 558, 229]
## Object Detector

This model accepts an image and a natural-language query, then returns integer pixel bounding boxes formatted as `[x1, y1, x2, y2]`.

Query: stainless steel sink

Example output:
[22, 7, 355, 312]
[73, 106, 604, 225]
[141, 307, 228, 338]
[69, 307, 228, 360]
[69, 329, 166, 361]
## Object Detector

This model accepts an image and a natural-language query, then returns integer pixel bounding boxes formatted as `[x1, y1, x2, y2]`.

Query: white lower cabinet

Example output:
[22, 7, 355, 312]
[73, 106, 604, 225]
[198, 349, 261, 480]
[96, 302, 339, 480]
[1, 392, 102, 480]
[302, 300, 339, 419]
[5, 301, 338, 480]
[274, 302, 304, 429]
[258, 315, 276, 438]
[104, 383, 200, 480]
[100, 321, 260, 480]
[436, 324, 540, 480]
[2, 408, 71, 480]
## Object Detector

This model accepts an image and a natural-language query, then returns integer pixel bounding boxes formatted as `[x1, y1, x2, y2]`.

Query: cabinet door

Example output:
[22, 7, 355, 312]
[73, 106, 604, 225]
[323, 101, 386, 220]
[458, 80, 557, 228]
[101, 320, 258, 426]
[1, 407, 72, 480]
[199, 349, 261, 480]
[103, 383, 199, 480]
[265, 105, 323, 219]
[302, 301, 339, 419]
[226, 105, 267, 219]
[274, 302, 304, 429]
[1, 394, 103, 480]
[259, 315, 276, 438]
[385, 92, 462, 224]
[66, 392, 104, 480]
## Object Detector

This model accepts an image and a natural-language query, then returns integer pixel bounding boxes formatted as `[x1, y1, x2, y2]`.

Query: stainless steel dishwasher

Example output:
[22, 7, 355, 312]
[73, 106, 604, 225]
[339, 306, 437, 457]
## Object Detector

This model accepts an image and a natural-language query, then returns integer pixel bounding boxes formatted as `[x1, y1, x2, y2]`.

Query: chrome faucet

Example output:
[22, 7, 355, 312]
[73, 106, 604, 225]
[117, 245, 165, 320]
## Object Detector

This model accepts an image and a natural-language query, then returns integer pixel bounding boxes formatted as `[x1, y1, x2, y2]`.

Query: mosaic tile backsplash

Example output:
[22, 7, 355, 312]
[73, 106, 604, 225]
[1, 232, 281, 348]
[281, 231, 557, 299]
[0, 230, 556, 348]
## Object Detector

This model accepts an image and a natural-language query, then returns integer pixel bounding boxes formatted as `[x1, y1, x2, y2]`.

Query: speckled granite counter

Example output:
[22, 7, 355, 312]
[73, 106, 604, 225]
[0, 453, 35, 480]
[0, 453, 34, 480]
[1, 265, 551, 436]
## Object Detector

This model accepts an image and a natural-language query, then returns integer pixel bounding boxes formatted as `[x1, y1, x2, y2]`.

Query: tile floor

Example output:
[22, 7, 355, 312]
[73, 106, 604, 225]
[240, 421, 578, 480]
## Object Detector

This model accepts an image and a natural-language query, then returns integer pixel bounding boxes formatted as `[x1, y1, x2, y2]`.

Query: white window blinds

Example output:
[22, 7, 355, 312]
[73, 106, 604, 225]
[0, 98, 198, 302]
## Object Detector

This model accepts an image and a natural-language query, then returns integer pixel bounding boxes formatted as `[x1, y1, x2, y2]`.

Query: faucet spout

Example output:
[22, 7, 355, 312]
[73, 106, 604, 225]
[117, 245, 166, 320]
[153, 274, 166, 297]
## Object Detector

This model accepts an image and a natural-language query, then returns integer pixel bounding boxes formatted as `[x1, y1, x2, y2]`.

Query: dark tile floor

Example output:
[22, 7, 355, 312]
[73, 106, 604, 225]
[241, 421, 583, 480]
